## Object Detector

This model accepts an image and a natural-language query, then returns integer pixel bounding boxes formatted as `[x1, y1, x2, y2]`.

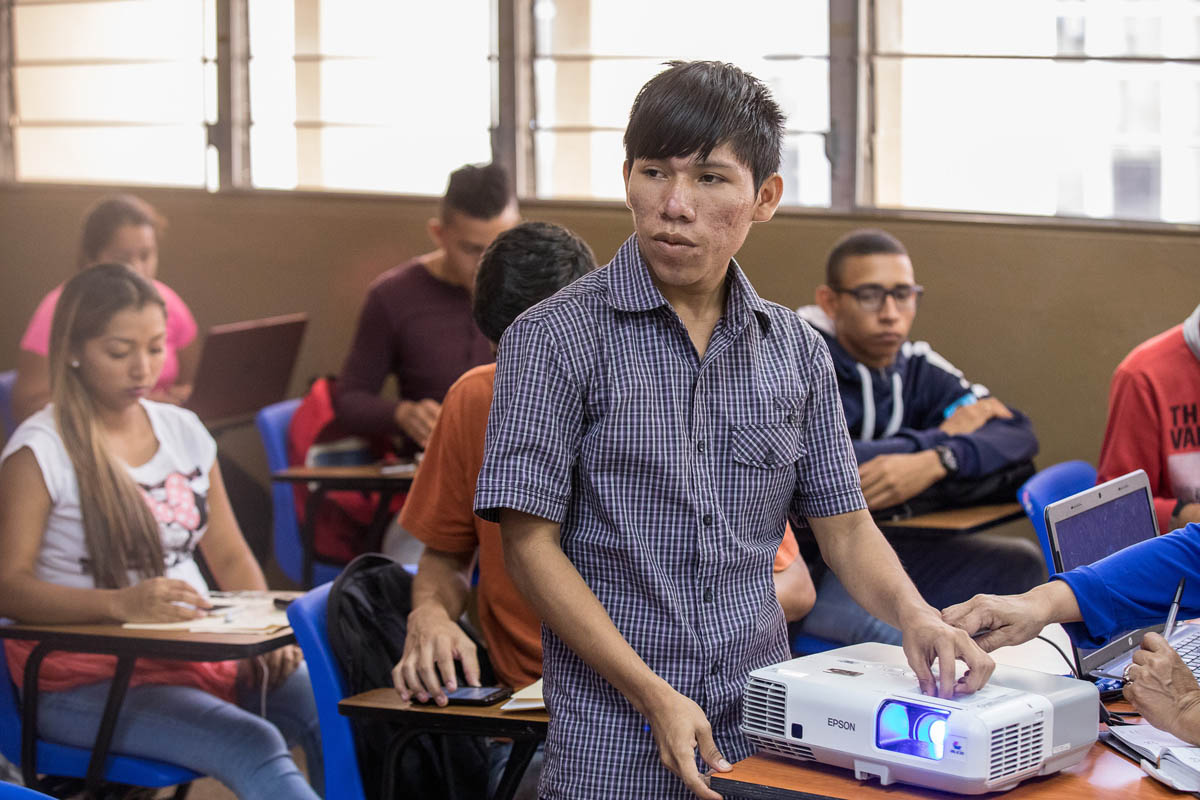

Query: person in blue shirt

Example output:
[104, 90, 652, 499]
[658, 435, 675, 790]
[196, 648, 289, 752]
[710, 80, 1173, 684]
[794, 228, 1045, 646]
[944, 523, 1200, 743]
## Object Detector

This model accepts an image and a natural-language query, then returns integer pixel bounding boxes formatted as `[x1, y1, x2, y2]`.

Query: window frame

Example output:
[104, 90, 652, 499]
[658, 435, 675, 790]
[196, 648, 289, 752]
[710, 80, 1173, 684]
[0, 0, 1197, 232]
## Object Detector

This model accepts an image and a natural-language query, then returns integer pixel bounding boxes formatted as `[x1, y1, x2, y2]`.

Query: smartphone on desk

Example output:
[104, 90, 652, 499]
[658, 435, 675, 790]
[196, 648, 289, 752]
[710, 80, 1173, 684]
[423, 686, 512, 705]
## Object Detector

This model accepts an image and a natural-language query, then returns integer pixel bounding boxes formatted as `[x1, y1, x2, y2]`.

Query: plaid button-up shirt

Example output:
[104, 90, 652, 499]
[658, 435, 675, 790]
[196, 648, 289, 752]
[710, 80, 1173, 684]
[476, 235, 866, 799]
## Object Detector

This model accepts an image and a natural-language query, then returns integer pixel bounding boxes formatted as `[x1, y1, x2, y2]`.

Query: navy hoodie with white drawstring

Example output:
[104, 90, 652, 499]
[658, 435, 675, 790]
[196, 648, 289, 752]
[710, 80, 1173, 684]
[797, 305, 1038, 479]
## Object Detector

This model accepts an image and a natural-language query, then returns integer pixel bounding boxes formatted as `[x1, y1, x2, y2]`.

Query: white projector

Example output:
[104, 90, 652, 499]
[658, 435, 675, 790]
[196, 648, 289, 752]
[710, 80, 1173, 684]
[742, 643, 1098, 794]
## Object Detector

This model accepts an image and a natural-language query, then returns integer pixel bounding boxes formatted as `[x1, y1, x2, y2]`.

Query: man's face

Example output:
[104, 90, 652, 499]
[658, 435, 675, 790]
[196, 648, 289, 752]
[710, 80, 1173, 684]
[622, 142, 780, 296]
[825, 252, 918, 368]
[435, 203, 521, 289]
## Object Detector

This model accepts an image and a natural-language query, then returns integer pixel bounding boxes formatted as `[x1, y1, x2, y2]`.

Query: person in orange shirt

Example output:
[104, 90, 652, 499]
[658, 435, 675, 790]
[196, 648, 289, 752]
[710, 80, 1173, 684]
[391, 221, 816, 798]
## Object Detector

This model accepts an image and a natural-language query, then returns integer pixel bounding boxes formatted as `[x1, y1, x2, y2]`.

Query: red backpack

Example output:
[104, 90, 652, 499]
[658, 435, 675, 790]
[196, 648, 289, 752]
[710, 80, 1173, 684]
[286, 377, 405, 564]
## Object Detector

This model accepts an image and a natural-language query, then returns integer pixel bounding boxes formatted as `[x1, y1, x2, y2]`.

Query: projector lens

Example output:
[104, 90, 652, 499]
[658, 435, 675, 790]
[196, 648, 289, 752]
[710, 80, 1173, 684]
[875, 701, 950, 760]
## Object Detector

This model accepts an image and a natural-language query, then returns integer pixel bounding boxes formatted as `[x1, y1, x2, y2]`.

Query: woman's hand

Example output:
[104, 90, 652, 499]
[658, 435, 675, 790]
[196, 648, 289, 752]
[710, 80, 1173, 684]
[239, 645, 304, 690]
[113, 577, 212, 622]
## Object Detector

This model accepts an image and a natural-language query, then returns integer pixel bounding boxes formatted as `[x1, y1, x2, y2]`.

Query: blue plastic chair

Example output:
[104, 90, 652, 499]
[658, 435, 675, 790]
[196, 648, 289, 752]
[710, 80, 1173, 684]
[255, 399, 343, 587]
[1018, 460, 1098, 575]
[0, 781, 55, 799]
[790, 631, 841, 655]
[286, 583, 365, 800]
[0, 638, 198, 795]
[0, 369, 17, 445]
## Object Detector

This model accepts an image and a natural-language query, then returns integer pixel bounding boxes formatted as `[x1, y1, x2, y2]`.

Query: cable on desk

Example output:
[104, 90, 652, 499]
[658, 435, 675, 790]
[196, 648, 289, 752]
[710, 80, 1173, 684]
[1036, 634, 1078, 677]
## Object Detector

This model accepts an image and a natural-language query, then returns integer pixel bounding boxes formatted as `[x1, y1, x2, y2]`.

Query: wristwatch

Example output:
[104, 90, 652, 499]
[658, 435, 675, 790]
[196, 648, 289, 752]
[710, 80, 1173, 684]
[934, 445, 959, 477]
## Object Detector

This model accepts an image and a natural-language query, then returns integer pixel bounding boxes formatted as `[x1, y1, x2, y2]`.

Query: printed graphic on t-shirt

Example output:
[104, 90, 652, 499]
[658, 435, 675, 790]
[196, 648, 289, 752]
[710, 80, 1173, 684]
[139, 468, 209, 567]
[1169, 452, 1200, 505]
[1172, 402, 1199, 451]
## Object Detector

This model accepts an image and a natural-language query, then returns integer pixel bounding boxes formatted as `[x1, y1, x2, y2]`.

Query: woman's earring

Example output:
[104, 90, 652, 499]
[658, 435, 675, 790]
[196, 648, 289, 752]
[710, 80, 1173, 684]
[70, 359, 80, 369]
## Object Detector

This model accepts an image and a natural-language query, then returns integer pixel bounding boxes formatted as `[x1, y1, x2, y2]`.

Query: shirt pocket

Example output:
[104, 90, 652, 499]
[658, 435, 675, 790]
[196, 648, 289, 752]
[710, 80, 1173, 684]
[730, 422, 807, 470]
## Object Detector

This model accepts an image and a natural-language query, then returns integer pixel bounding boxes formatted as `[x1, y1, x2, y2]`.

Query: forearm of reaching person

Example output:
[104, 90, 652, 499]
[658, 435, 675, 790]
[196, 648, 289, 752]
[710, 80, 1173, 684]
[500, 508, 730, 800]
[394, 546, 478, 703]
[809, 509, 994, 697]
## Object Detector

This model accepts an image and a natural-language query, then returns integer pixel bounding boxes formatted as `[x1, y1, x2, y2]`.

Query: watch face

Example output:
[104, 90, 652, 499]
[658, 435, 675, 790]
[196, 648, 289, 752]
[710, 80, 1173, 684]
[938, 446, 958, 474]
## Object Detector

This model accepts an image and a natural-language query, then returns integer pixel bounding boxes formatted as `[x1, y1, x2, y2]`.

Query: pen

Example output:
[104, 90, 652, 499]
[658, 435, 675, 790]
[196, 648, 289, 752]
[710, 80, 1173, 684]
[1163, 578, 1186, 642]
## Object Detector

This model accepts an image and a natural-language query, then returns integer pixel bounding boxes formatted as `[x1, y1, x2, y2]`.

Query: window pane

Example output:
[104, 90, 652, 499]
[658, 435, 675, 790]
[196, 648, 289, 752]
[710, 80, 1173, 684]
[17, 64, 207, 123]
[248, 0, 492, 193]
[874, 0, 1200, 57]
[536, 0, 828, 58]
[533, 0, 831, 204]
[12, 0, 212, 188]
[872, 57, 1200, 221]
[16, 127, 208, 185]
[535, 57, 828, 133]
[14, 0, 206, 61]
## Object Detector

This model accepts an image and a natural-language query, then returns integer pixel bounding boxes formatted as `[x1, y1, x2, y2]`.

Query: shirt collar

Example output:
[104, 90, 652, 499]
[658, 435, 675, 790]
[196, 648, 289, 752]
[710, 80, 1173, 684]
[605, 234, 772, 334]
[1185, 302, 1200, 362]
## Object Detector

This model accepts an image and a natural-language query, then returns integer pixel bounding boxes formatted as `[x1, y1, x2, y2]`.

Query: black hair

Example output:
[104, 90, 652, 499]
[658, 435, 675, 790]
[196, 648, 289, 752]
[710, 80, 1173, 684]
[825, 229, 908, 286]
[623, 60, 785, 190]
[442, 162, 515, 221]
[473, 221, 596, 343]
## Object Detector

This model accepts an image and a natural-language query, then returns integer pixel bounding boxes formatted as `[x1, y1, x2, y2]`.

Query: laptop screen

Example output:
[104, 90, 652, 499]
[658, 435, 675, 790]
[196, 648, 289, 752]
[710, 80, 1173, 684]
[1048, 473, 1159, 675]
[1052, 489, 1156, 572]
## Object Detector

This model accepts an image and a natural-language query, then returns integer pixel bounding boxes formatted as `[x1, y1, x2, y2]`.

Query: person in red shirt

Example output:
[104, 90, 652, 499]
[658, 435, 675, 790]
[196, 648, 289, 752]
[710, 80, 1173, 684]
[1097, 302, 1200, 532]
[391, 222, 815, 798]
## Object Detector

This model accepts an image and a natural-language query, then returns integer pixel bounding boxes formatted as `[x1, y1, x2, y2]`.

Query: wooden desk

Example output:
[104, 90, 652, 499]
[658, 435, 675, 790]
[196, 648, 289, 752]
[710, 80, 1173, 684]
[877, 502, 1025, 536]
[0, 621, 295, 797]
[711, 742, 1179, 799]
[339, 687, 548, 800]
[271, 463, 417, 586]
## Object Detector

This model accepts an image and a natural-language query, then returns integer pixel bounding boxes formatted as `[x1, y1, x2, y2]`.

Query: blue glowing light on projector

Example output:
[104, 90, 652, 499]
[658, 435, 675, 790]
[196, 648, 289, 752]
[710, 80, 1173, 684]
[875, 700, 949, 760]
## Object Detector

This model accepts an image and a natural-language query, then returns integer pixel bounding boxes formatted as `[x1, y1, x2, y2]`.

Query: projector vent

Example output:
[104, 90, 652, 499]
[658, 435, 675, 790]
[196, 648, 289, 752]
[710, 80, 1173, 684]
[743, 676, 788, 737]
[746, 732, 815, 761]
[988, 720, 1044, 781]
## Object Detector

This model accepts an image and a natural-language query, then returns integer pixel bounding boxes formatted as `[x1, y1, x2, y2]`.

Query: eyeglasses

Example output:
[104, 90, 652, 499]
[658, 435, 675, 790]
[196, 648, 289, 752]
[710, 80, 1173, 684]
[833, 283, 924, 312]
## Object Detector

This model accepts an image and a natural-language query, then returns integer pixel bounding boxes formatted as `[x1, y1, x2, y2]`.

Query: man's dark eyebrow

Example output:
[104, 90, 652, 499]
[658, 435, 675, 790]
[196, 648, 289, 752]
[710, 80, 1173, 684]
[694, 159, 737, 170]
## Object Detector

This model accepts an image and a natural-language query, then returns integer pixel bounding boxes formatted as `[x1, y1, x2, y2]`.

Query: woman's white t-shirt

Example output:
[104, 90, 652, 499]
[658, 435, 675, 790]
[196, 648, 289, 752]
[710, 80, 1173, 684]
[1, 400, 217, 594]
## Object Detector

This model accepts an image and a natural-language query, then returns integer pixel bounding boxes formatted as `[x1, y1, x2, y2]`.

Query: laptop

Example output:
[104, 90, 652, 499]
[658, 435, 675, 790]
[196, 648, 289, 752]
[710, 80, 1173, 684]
[185, 313, 307, 423]
[1046, 469, 1200, 681]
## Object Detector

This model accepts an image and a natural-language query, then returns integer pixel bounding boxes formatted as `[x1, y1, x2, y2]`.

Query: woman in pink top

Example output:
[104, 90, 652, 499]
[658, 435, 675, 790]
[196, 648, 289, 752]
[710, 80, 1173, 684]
[12, 194, 199, 423]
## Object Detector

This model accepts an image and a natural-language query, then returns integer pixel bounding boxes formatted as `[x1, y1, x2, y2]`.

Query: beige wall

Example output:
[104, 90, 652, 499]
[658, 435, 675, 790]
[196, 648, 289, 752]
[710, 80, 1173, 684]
[2, 183, 1197, 480]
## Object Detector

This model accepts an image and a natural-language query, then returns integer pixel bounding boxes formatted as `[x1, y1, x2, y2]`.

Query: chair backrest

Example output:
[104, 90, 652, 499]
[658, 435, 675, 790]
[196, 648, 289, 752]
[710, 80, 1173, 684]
[0, 636, 25, 765]
[0, 369, 17, 446]
[1018, 460, 1098, 575]
[287, 583, 365, 800]
[255, 398, 304, 584]
[0, 781, 54, 799]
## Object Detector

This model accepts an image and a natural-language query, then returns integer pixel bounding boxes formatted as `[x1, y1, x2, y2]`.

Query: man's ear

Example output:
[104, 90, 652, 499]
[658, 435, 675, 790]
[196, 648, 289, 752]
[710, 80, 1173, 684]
[426, 216, 444, 249]
[622, 161, 633, 211]
[751, 174, 784, 222]
[815, 284, 839, 319]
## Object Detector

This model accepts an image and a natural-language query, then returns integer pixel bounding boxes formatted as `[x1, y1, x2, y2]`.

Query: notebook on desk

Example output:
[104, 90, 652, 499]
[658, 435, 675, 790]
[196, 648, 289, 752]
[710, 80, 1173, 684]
[1045, 469, 1200, 681]
[185, 313, 307, 422]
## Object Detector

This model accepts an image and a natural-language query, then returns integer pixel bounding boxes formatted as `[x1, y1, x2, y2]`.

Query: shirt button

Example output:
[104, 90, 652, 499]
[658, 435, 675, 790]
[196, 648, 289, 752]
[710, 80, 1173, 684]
[786, 413, 796, 424]
[703, 587, 714, 603]
[702, 513, 713, 526]
[764, 449, 777, 465]
[696, 440, 706, 453]
[710, 661, 721, 675]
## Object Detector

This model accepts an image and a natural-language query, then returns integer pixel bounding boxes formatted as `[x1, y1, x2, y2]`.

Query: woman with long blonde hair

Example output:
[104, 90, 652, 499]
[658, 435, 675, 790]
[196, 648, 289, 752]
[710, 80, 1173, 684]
[0, 264, 322, 798]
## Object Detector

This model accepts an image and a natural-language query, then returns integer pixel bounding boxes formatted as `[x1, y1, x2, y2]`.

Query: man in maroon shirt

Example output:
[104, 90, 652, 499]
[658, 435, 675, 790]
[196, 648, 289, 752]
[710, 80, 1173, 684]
[334, 163, 521, 452]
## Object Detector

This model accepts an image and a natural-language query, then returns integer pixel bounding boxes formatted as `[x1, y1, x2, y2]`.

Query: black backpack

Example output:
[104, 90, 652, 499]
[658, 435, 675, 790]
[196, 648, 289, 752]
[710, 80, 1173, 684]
[327, 553, 492, 799]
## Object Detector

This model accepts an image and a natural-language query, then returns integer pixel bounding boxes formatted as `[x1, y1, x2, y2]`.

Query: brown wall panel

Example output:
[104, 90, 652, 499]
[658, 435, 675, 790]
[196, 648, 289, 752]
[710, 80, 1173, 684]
[2, 183, 1197, 483]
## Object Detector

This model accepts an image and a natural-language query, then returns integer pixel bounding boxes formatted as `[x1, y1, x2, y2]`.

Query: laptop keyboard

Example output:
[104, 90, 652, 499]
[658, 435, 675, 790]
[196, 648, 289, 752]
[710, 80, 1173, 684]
[1174, 632, 1200, 678]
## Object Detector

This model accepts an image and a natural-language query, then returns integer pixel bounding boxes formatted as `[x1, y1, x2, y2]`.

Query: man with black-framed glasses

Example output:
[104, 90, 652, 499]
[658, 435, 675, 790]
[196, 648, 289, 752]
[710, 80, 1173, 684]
[795, 228, 1044, 646]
